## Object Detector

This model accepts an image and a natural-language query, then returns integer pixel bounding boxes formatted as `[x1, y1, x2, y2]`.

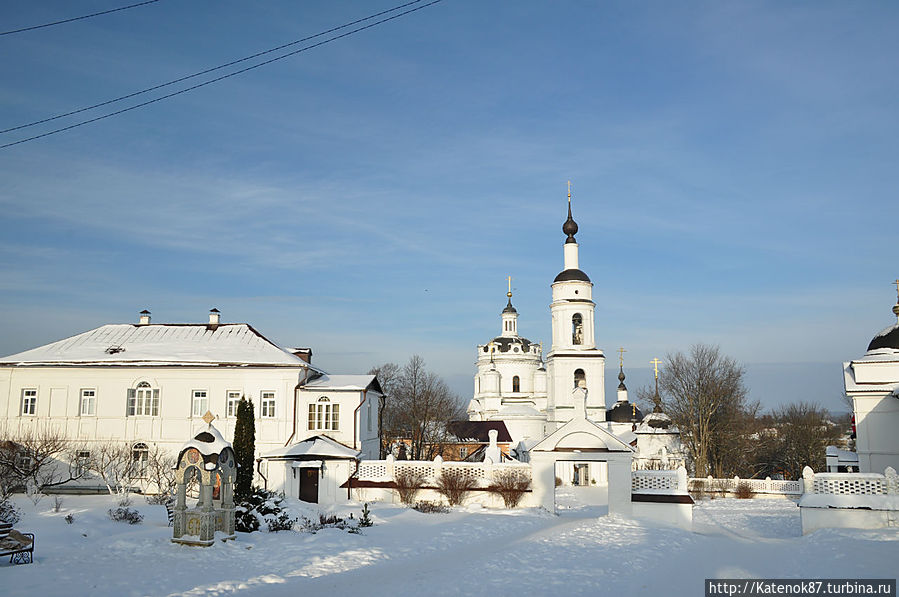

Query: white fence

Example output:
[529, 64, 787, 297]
[689, 475, 803, 497]
[632, 468, 688, 494]
[354, 455, 531, 487]
[802, 466, 898, 496]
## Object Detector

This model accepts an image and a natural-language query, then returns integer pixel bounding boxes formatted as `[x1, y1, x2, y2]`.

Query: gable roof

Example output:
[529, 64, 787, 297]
[530, 416, 634, 453]
[302, 374, 383, 393]
[261, 435, 360, 460]
[0, 323, 313, 367]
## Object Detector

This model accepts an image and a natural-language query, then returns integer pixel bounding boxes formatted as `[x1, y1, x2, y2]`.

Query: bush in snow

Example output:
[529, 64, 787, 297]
[488, 469, 530, 509]
[734, 481, 756, 499]
[0, 496, 21, 524]
[436, 469, 477, 506]
[413, 500, 449, 514]
[358, 503, 373, 528]
[235, 487, 289, 533]
[394, 469, 425, 506]
[108, 506, 143, 524]
[65, 513, 75, 524]
[267, 510, 299, 532]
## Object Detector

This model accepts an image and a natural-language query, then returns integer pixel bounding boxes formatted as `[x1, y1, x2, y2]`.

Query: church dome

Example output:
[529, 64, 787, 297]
[502, 298, 518, 314]
[867, 323, 899, 352]
[553, 268, 591, 283]
[607, 400, 643, 423]
[487, 335, 533, 353]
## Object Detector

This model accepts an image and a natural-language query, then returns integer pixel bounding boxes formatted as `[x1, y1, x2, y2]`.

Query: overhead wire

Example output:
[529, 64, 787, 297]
[0, 0, 442, 150]
[1, 0, 427, 135]
[0, 0, 164, 36]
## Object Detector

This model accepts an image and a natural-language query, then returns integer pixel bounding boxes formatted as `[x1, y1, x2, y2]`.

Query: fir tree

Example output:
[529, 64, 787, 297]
[233, 396, 255, 502]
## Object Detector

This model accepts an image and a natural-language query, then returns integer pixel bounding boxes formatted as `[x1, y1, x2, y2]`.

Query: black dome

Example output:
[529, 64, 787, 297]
[867, 324, 899, 352]
[553, 268, 591, 283]
[502, 298, 517, 314]
[607, 401, 643, 423]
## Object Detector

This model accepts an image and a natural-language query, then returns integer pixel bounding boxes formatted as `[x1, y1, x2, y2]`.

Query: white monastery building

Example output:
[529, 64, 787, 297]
[843, 287, 899, 473]
[0, 309, 383, 497]
[467, 193, 686, 475]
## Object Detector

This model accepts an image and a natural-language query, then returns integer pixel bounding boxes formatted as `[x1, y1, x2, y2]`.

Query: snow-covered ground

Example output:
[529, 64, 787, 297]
[2, 493, 896, 596]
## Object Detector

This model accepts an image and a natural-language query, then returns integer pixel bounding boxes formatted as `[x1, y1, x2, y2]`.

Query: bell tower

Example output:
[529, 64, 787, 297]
[545, 183, 606, 429]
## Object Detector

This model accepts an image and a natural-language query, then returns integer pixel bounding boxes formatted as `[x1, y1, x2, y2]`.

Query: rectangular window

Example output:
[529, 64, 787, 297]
[307, 400, 339, 431]
[80, 388, 96, 416]
[128, 385, 159, 416]
[74, 450, 91, 477]
[192, 390, 208, 417]
[226, 391, 242, 417]
[21, 389, 37, 415]
[260, 391, 275, 418]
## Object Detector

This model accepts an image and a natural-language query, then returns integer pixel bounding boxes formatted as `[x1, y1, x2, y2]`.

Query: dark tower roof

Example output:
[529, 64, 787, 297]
[502, 298, 517, 314]
[607, 401, 643, 423]
[868, 324, 899, 352]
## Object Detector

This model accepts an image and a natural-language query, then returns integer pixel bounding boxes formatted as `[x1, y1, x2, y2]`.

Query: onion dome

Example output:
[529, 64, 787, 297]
[563, 202, 578, 243]
[607, 400, 643, 423]
[866, 291, 899, 352]
[617, 365, 627, 391]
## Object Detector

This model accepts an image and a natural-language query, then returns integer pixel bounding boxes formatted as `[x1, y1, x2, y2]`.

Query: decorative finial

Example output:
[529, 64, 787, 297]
[893, 279, 899, 322]
[617, 346, 627, 368]
[562, 181, 578, 243]
[202, 411, 215, 425]
[650, 357, 662, 379]
[650, 358, 663, 413]
[507, 275, 513, 298]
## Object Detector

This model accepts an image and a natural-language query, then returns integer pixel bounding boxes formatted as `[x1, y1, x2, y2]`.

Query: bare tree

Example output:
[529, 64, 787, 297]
[650, 344, 755, 478]
[373, 356, 464, 461]
[369, 362, 401, 458]
[0, 423, 88, 497]
[144, 444, 177, 502]
[89, 441, 137, 496]
[771, 402, 842, 479]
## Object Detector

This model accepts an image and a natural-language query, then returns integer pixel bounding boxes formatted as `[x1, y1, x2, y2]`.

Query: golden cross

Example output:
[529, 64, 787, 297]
[650, 358, 662, 379]
[567, 180, 571, 202]
[507, 275, 513, 298]
[617, 347, 627, 368]
[894, 279, 899, 300]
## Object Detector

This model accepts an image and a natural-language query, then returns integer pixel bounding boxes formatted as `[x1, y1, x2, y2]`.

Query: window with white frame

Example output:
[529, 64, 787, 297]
[192, 390, 208, 417]
[307, 397, 339, 431]
[80, 388, 96, 416]
[226, 391, 242, 417]
[21, 388, 37, 415]
[127, 382, 159, 416]
[73, 450, 91, 477]
[132, 443, 149, 478]
[260, 391, 275, 418]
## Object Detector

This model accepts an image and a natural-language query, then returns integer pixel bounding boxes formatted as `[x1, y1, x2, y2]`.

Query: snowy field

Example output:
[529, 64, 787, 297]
[2, 492, 897, 596]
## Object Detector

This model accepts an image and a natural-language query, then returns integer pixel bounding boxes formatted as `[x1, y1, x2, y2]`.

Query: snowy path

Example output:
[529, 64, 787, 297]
[3, 495, 897, 597]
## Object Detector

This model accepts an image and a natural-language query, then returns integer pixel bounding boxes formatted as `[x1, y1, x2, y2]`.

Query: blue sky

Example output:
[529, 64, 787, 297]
[1, 1, 897, 413]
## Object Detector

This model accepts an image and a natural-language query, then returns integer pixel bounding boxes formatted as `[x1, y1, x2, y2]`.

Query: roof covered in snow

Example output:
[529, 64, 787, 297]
[302, 374, 382, 393]
[0, 323, 314, 367]
[178, 422, 233, 470]
[261, 435, 360, 460]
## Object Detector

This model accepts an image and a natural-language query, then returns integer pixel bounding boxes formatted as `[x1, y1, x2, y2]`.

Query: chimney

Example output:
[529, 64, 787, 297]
[138, 310, 151, 325]
[208, 308, 221, 328]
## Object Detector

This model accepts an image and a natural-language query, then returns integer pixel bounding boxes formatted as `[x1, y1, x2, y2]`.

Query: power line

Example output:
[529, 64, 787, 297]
[0, 0, 164, 36]
[0, 0, 442, 150]
[1, 0, 425, 135]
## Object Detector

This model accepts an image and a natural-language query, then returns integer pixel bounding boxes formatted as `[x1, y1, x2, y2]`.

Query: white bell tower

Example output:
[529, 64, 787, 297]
[545, 183, 606, 430]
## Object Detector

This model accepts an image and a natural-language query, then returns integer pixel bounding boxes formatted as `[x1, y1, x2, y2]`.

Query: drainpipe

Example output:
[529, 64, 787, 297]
[255, 458, 268, 491]
[353, 389, 368, 451]
[284, 366, 310, 447]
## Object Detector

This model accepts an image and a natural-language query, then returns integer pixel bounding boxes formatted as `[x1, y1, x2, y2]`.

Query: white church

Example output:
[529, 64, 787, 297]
[467, 193, 686, 479]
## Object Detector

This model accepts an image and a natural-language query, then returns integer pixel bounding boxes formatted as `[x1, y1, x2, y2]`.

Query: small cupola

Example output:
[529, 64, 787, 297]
[138, 309, 151, 325]
[207, 308, 221, 330]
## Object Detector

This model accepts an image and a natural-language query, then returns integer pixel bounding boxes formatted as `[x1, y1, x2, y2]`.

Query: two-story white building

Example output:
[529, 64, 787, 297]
[0, 309, 383, 500]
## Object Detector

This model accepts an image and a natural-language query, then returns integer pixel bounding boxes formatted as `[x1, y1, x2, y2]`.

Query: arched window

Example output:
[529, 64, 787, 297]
[308, 396, 339, 431]
[574, 369, 586, 388]
[127, 382, 159, 416]
[132, 442, 149, 478]
[512, 375, 520, 393]
[572, 313, 583, 345]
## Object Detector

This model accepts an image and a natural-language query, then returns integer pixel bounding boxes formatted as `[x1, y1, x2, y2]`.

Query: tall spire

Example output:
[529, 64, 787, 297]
[501, 276, 518, 336]
[650, 357, 663, 413]
[893, 279, 899, 323]
[563, 180, 578, 244]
